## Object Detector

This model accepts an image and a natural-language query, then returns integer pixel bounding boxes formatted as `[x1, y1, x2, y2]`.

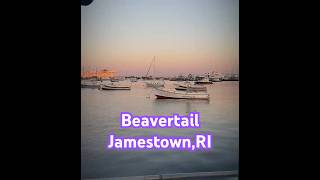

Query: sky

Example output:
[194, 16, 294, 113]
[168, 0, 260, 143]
[81, 0, 238, 76]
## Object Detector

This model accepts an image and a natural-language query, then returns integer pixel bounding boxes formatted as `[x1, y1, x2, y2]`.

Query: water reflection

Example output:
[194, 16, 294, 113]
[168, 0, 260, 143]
[153, 98, 209, 114]
[81, 81, 238, 179]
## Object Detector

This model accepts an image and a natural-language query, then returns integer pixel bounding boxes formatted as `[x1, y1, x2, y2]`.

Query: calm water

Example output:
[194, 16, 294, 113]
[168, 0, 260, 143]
[81, 81, 239, 179]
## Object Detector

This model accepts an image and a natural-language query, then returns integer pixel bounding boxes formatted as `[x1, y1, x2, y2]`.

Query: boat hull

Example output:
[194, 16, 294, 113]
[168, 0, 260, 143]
[175, 87, 187, 91]
[155, 95, 208, 100]
[100, 85, 131, 90]
[155, 88, 209, 100]
[175, 87, 207, 91]
[194, 82, 212, 84]
[211, 79, 222, 82]
[81, 81, 101, 88]
[81, 84, 100, 88]
[145, 81, 165, 87]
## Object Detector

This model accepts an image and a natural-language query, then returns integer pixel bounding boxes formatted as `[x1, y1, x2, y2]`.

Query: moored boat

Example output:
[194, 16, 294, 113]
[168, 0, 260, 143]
[154, 87, 209, 100]
[145, 80, 165, 87]
[175, 82, 207, 91]
[130, 78, 138, 82]
[100, 83, 131, 90]
[222, 74, 239, 81]
[195, 77, 212, 84]
[211, 77, 222, 82]
[81, 80, 101, 88]
[209, 72, 223, 82]
[143, 56, 165, 87]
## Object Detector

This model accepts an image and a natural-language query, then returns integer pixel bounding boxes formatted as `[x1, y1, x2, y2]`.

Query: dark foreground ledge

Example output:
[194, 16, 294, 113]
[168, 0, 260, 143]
[85, 170, 238, 180]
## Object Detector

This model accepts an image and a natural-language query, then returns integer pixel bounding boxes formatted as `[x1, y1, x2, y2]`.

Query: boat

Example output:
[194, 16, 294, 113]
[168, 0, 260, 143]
[212, 78, 222, 82]
[154, 87, 209, 100]
[81, 80, 101, 88]
[222, 74, 239, 81]
[145, 80, 165, 87]
[144, 56, 165, 87]
[175, 86, 207, 91]
[211, 77, 222, 82]
[110, 78, 120, 82]
[175, 82, 207, 91]
[100, 83, 131, 90]
[209, 72, 223, 82]
[130, 77, 138, 82]
[194, 77, 212, 84]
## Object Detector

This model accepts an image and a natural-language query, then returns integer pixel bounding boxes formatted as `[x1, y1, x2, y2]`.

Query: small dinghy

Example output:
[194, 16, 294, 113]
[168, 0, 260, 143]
[100, 83, 131, 90]
[154, 87, 209, 100]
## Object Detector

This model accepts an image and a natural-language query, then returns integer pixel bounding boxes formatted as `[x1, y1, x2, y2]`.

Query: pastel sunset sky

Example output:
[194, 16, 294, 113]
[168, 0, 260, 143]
[81, 0, 239, 76]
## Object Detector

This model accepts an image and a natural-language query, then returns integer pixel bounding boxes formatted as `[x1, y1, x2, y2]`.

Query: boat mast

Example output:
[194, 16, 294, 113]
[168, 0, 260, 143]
[145, 58, 153, 78]
[153, 56, 155, 79]
[82, 65, 85, 79]
[95, 67, 98, 80]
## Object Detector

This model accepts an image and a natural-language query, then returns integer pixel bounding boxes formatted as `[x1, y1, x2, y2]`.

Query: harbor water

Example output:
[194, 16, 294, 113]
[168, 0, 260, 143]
[81, 81, 239, 179]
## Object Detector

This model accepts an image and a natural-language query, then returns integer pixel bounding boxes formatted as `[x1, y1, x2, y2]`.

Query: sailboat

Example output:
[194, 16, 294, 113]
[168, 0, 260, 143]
[144, 56, 165, 87]
[81, 66, 101, 88]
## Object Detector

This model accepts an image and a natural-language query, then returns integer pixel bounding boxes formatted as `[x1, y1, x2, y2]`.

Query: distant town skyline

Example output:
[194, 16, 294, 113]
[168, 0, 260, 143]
[81, 0, 239, 76]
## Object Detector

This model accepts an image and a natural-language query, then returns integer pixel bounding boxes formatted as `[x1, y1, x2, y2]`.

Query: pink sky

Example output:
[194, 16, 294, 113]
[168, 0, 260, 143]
[81, 0, 239, 76]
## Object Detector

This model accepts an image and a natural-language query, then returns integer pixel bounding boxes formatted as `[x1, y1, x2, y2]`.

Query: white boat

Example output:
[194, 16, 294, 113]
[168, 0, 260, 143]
[154, 87, 209, 100]
[144, 56, 165, 87]
[145, 80, 165, 87]
[211, 77, 222, 82]
[210, 72, 223, 82]
[81, 80, 101, 88]
[100, 83, 131, 90]
[130, 78, 138, 82]
[223, 74, 239, 81]
[195, 77, 212, 84]
[175, 82, 207, 91]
